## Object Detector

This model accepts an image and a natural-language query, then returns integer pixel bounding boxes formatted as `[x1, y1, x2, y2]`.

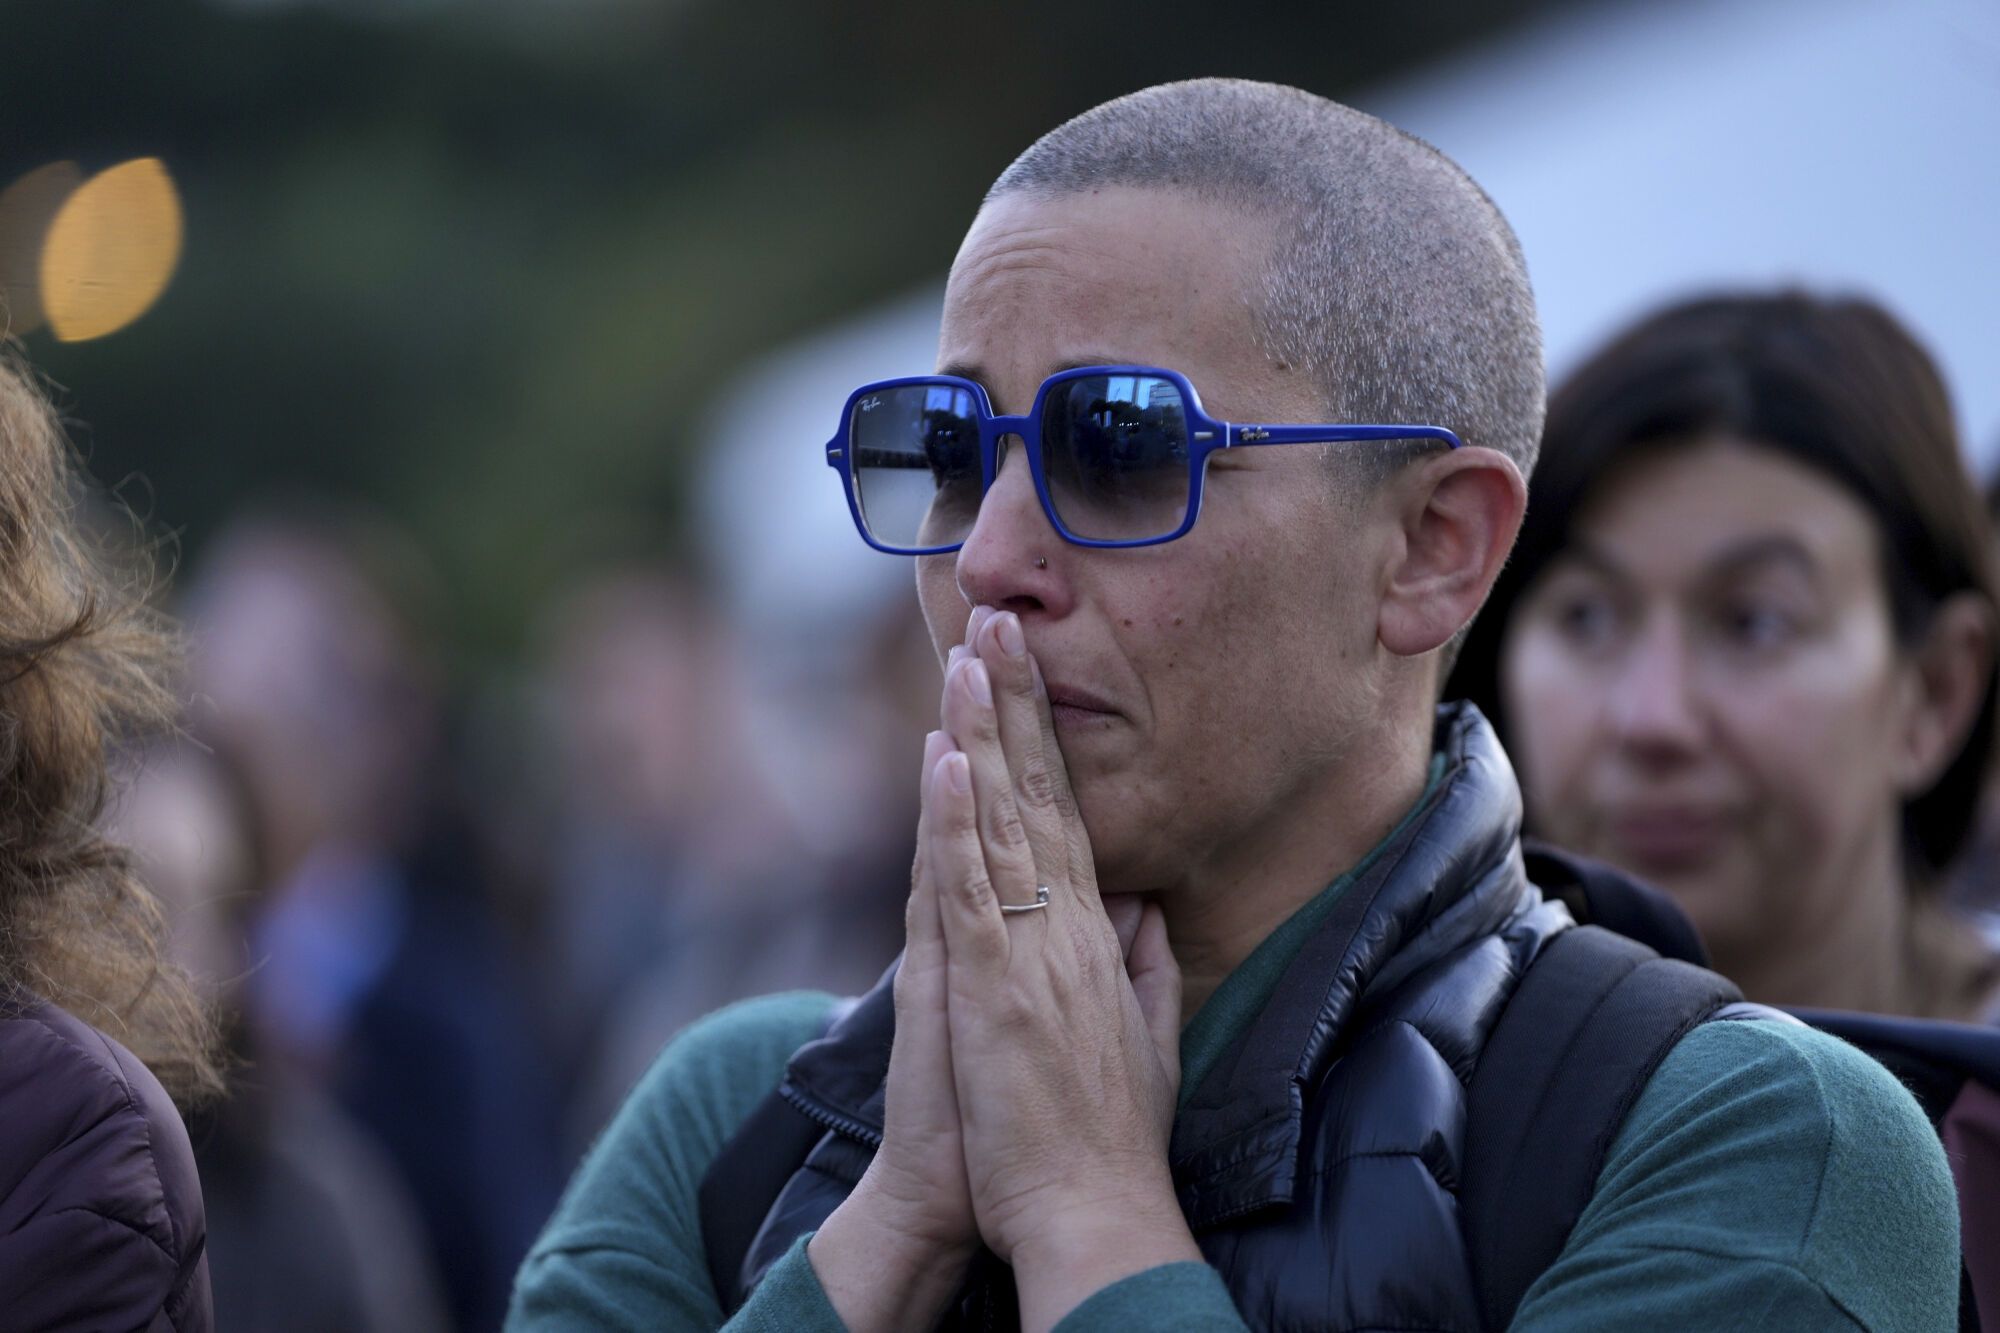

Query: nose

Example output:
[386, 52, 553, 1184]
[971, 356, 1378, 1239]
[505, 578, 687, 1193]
[953, 439, 1071, 618]
[1606, 613, 1708, 761]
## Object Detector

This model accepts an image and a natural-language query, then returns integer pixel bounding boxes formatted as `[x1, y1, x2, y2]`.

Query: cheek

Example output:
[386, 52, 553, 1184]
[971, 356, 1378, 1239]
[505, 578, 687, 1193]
[1711, 642, 1907, 844]
[1119, 565, 1229, 740]
[914, 558, 962, 659]
[1498, 628, 1602, 832]
[1125, 540, 1332, 779]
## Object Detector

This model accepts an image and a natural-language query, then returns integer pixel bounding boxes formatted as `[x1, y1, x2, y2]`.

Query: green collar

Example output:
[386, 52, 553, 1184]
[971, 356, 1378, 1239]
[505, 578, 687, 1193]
[1177, 752, 1448, 1109]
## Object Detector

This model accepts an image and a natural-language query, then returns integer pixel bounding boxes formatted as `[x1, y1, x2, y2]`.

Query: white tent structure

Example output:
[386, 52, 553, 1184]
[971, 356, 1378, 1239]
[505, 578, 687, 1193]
[1368, 0, 1999, 454]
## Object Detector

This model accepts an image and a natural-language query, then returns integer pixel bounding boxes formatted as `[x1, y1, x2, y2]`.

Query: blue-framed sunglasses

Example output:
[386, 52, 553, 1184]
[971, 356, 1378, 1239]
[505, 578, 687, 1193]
[826, 364, 1461, 554]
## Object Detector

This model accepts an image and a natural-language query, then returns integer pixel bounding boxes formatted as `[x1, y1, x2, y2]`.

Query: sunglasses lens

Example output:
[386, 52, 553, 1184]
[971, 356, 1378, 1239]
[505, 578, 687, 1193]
[848, 383, 982, 549]
[1040, 374, 1192, 541]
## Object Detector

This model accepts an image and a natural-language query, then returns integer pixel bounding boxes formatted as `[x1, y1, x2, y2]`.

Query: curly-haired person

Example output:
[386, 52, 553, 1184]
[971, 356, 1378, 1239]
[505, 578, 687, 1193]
[0, 346, 220, 1331]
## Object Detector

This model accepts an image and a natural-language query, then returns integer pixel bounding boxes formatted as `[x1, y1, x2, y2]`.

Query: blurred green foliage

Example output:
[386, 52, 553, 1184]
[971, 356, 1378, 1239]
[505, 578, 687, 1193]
[7, 0, 1561, 663]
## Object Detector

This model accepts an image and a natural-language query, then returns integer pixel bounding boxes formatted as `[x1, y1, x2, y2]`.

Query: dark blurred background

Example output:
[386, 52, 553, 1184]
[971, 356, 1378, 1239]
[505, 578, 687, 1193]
[6, 0, 1995, 1328]
[8, 0, 1561, 657]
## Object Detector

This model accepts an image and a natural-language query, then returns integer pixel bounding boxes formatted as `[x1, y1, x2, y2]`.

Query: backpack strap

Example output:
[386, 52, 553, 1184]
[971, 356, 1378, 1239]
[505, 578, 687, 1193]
[698, 1080, 834, 1314]
[1785, 1006, 2000, 1121]
[1462, 924, 1744, 1331]
[1521, 839, 1712, 966]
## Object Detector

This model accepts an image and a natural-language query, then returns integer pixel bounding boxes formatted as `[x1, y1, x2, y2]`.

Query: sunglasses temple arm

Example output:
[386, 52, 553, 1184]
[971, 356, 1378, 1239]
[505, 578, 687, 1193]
[1226, 424, 1463, 450]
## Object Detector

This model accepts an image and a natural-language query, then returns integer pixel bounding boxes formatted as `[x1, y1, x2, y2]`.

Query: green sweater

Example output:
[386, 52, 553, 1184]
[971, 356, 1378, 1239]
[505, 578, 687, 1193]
[510, 915, 1960, 1332]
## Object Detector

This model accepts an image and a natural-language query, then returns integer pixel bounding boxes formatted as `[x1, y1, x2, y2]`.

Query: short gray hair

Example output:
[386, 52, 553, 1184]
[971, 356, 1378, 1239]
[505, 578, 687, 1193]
[988, 79, 1544, 478]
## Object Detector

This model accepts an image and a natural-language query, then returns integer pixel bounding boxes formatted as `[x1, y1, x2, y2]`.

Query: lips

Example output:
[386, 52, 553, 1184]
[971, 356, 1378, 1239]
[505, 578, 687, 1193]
[1602, 806, 1734, 871]
[1043, 680, 1122, 728]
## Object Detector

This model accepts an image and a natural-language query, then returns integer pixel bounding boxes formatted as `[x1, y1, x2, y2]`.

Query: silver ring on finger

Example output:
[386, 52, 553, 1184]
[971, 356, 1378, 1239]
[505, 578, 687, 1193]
[999, 885, 1052, 915]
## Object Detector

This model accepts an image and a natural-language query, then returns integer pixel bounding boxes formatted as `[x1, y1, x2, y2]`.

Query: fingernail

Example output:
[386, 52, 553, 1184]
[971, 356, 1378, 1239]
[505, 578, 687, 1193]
[996, 613, 1025, 658]
[965, 607, 992, 644]
[944, 751, 970, 793]
[966, 660, 993, 708]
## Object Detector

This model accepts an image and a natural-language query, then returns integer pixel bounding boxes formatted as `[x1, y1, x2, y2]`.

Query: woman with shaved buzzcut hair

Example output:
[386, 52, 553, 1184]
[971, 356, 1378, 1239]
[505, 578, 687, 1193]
[0, 346, 218, 1330]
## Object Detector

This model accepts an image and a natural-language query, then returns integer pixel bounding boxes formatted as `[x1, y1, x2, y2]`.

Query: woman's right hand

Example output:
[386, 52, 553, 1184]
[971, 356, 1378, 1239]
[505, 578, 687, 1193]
[806, 720, 980, 1331]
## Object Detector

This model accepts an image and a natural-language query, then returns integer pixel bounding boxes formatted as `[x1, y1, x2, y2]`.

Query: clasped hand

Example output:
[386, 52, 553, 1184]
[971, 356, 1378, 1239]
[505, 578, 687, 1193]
[809, 606, 1199, 1333]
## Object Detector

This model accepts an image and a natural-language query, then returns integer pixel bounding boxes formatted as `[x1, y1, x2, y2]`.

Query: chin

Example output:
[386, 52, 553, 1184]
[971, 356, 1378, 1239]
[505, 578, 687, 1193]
[1647, 870, 1759, 955]
[1082, 833, 1148, 896]
[1066, 768, 1186, 892]
[1087, 833, 1187, 899]
[1085, 845, 1136, 896]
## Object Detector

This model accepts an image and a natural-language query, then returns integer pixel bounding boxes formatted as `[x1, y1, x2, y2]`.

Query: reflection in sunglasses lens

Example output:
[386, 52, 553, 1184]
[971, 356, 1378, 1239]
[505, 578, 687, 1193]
[851, 385, 981, 549]
[1042, 375, 1191, 541]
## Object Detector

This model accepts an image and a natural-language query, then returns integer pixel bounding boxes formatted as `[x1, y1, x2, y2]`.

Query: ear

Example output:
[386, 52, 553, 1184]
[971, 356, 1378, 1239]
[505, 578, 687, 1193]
[1377, 447, 1528, 658]
[1890, 590, 1995, 796]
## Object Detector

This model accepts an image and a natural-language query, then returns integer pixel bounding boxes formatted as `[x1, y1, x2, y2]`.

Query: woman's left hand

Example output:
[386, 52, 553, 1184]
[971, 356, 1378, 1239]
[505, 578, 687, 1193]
[928, 606, 1203, 1330]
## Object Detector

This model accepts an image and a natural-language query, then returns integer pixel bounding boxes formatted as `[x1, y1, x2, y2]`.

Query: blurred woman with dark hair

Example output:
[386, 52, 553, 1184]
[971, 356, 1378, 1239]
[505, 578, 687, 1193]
[1945, 471, 2000, 926]
[1451, 290, 2000, 1023]
[0, 348, 219, 1328]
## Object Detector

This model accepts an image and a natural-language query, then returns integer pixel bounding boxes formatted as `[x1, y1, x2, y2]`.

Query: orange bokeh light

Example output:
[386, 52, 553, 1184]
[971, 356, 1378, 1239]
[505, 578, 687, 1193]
[36, 158, 184, 342]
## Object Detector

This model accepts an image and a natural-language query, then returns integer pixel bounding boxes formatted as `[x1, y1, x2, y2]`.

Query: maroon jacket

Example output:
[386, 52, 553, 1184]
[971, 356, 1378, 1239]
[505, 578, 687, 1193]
[0, 996, 211, 1331]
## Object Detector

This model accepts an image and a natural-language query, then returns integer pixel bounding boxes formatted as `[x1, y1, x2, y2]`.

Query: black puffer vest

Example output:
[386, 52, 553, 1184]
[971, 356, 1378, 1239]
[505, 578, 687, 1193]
[736, 704, 1582, 1331]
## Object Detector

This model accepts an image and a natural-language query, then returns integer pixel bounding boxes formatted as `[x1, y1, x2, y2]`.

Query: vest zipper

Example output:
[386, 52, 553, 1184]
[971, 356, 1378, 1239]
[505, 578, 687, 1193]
[778, 1082, 884, 1148]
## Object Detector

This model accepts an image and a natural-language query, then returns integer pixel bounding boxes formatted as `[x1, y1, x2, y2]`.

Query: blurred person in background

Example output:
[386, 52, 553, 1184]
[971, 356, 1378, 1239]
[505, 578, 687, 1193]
[514, 84, 1961, 1332]
[1450, 291, 2000, 1025]
[0, 348, 218, 1329]
[183, 504, 564, 1332]
[1945, 469, 2000, 930]
[113, 737, 451, 1333]
[528, 566, 722, 1073]
[534, 565, 921, 1147]
[1448, 293, 2000, 1324]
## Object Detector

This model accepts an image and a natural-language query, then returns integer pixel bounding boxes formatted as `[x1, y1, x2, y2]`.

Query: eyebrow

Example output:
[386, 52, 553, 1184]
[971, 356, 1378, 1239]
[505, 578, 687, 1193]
[934, 355, 1135, 387]
[1562, 533, 1823, 585]
[1704, 534, 1823, 584]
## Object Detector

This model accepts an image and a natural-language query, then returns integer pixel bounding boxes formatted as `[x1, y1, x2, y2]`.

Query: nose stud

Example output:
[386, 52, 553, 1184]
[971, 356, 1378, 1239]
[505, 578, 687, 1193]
[1035, 556, 1047, 570]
